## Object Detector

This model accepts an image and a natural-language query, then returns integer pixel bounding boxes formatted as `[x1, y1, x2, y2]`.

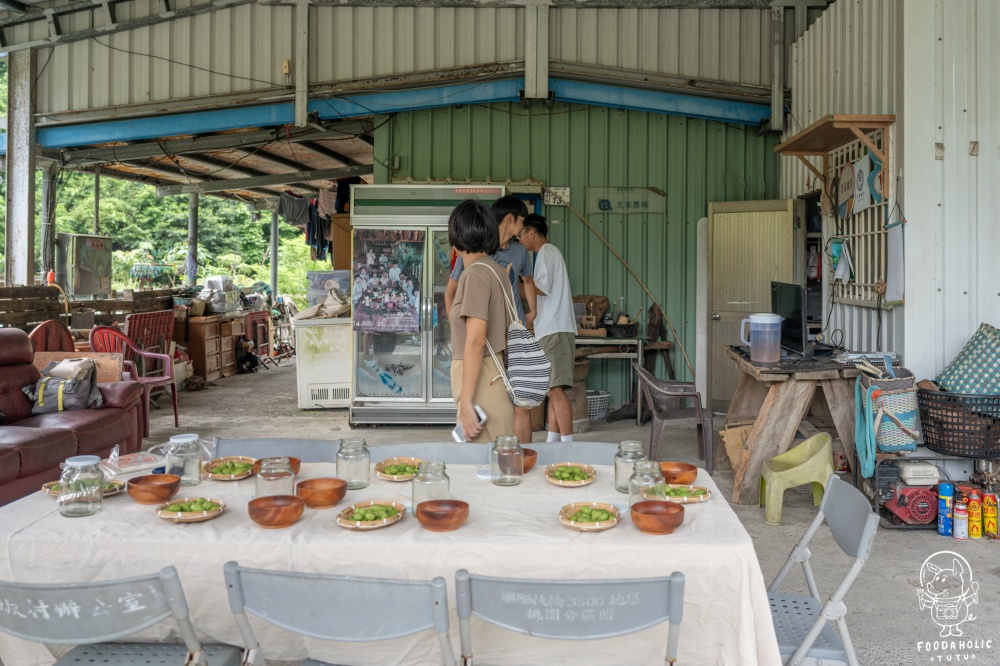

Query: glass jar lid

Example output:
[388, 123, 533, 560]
[169, 434, 200, 444]
[64, 455, 101, 467]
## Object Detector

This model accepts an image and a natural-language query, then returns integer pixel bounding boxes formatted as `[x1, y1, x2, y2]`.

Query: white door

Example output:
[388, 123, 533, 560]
[707, 200, 794, 412]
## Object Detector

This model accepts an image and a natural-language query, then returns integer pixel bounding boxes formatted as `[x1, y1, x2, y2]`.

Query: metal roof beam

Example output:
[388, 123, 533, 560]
[104, 160, 284, 199]
[179, 153, 320, 193]
[156, 164, 373, 196]
[288, 1, 802, 7]
[297, 141, 362, 167]
[231, 147, 314, 172]
[59, 122, 372, 166]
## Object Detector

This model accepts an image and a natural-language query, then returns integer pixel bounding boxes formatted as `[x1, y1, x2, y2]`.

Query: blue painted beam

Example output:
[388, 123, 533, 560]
[548, 79, 771, 126]
[0, 76, 772, 155]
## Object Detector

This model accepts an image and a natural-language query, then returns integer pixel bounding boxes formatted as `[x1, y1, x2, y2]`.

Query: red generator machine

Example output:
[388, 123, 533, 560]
[884, 481, 938, 525]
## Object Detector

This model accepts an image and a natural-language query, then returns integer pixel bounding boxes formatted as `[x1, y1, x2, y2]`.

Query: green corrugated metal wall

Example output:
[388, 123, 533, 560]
[374, 102, 778, 407]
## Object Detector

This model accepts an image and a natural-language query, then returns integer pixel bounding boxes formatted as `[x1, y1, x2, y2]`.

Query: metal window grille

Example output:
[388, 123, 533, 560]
[827, 130, 888, 307]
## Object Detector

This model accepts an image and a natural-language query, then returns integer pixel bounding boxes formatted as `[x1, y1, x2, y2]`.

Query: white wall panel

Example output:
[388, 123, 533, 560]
[903, 0, 1000, 380]
[779, 0, 901, 359]
[549, 7, 770, 87]
[32, 5, 772, 118]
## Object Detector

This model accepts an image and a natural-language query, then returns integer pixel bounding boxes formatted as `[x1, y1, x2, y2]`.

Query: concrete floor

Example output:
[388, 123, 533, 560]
[146, 359, 1000, 666]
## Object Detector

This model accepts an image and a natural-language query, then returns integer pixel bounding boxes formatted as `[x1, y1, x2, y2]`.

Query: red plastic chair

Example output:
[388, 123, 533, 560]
[90, 325, 178, 436]
[245, 311, 277, 369]
[28, 320, 76, 353]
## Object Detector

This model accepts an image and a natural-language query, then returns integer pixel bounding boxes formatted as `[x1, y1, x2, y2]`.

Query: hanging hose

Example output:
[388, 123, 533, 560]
[45, 271, 72, 328]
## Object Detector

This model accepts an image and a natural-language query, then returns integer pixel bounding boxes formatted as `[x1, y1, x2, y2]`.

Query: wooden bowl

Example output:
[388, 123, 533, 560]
[126, 474, 181, 505]
[415, 499, 469, 532]
[522, 448, 537, 473]
[659, 462, 698, 485]
[252, 457, 301, 476]
[296, 478, 347, 509]
[630, 500, 684, 535]
[248, 495, 304, 529]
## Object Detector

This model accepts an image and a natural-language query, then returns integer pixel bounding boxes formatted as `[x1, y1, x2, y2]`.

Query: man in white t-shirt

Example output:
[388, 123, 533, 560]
[520, 214, 577, 443]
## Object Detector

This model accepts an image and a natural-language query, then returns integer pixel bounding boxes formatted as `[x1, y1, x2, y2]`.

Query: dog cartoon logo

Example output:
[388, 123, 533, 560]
[917, 551, 979, 637]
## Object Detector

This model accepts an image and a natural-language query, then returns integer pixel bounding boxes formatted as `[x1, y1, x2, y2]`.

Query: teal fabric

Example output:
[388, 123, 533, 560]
[936, 323, 1000, 394]
[855, 376, 877, 479]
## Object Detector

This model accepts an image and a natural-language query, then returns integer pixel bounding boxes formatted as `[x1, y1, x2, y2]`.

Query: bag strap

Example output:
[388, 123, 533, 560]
[876, 404, 921, 440]
[467, 261, 518, 325]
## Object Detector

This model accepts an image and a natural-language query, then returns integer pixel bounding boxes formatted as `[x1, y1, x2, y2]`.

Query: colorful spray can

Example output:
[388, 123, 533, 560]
[954, 500, 969, 541]
[938, 482, 954, 537]
[968, 489, 983, 539]
[984, 492, 998, 538]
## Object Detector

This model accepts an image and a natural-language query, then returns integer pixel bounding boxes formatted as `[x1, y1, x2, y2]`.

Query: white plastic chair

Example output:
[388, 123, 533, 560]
[0, 566, 241, 666]
[223, 561, 456, 666]
[455, 569, 685, 665]
[767, 474, 879, 666]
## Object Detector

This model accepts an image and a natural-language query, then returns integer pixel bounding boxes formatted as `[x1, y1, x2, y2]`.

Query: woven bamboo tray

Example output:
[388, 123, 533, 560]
[559, 502, 620, 532]
[544, 463, 597, 487]
[336, 501, 406, 531]
[202, 456, 256, 481]
[374, 457, 423, 482]
[155, 498, 226, 523]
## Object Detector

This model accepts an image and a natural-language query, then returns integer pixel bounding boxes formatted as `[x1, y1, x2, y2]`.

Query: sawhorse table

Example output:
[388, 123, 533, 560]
[723, 346, 860, 505]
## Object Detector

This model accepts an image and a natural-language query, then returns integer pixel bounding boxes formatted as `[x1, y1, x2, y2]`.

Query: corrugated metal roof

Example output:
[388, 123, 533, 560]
[377, 102, 778, 397]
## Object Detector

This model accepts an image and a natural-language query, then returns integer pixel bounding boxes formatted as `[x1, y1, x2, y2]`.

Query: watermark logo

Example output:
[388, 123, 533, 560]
[917, 551, 979, 638]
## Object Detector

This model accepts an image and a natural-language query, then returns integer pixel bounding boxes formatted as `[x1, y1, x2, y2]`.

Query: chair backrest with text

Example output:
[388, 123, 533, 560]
[455, 569, 684, 664]
[223, 562, 456, 666]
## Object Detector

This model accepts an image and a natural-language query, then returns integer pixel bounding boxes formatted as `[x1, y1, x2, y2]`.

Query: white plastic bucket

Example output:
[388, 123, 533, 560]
[740, 313, 782, 363]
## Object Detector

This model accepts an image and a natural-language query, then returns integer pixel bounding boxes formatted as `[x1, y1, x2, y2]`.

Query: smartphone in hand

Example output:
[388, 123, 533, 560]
[452, 405, 488, 442]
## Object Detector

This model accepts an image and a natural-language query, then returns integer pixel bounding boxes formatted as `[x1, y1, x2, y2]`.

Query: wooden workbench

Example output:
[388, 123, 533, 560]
[724, 346, 860, 505]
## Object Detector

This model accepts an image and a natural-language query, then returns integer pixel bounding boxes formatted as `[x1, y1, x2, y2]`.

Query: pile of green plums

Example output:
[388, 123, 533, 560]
[350, 504, 399, 521]
[568, 505, 615, 522]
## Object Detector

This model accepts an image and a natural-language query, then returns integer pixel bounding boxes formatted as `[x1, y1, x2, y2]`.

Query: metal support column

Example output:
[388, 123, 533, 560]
[770, 5, 785, 132]
[270, 210, 279, 297]
[4, 49, 37, 286]
[524, 3, 550, 101]
[186, 193, 199, 287]
[93, 166, 101, 233]
[40, 163, 59, 274]
[294, 0, 309, 127]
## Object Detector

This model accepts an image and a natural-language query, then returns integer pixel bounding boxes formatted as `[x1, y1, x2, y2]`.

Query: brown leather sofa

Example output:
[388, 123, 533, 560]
[0, 328, 145, 506]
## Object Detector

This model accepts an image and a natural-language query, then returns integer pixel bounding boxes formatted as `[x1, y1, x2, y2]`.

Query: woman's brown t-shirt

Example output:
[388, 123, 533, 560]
[450, 258, 511, 360]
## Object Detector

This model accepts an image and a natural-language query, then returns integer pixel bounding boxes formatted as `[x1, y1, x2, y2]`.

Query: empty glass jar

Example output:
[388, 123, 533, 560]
[491, 436, 523, 486]
[628, 460, 665, 507]
[614, 440, 647, 493]
[165, 433, 202, 486]
[255, 457, 296, 498]
[337, 437, 371, 490]
[412, 461, 450, 507]
[58, 455, 104, 517]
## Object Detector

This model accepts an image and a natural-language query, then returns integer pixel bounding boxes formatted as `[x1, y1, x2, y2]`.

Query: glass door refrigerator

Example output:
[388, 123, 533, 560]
[349, 184, 506, 425]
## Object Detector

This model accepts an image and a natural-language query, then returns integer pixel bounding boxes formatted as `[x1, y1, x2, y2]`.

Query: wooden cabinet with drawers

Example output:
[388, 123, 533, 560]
[188, 316, 222, 382]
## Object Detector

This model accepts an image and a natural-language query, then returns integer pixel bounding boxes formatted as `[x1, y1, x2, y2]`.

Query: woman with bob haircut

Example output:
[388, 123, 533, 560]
[447, 199, 516, 442]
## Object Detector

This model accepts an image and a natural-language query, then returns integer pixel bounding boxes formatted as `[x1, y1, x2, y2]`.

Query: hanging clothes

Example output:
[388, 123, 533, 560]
[307, 201, 328, 262]
[318, 188, 338, 219]
[278, 191, 310, 227]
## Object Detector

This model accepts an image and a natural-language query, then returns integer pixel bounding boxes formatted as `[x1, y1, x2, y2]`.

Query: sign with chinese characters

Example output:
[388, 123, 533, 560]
[544, 187, 571, 206]
[586, 187, 666, 215]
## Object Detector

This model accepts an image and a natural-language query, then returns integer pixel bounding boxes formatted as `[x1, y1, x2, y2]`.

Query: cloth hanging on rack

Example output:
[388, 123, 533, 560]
[278, 191, 309, 227]
[318, 188, 338, 218]
[336, 176, 363, 213]
[307, 203, 328, 262]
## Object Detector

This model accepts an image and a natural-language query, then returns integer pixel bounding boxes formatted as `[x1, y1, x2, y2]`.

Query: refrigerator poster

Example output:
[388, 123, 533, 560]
[352, 228, 425, 333]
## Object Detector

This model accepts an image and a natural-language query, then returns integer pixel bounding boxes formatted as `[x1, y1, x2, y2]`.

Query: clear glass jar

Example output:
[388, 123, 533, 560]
[491, 435, 523, 486]
[58, 455, 104, 517]
[337, 437, 371, 490]
[165, 433, 202, 486]
[255, 457, 296, 498]
[614, 440, 647, 493]
[628, 460, 665, 507]
[412, 461, 450, 507]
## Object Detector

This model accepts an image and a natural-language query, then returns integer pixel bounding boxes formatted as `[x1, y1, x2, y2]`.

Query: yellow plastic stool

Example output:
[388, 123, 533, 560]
[759, 433, 834, 526]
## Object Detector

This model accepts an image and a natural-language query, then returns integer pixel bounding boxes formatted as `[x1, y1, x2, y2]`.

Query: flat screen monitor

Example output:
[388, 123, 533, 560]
[771, 281, 811, 357]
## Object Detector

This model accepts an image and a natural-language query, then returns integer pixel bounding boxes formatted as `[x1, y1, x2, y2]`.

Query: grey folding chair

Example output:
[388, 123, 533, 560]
[455, 569, 684, 665]
[213, 437, 341, 462]
[530, 441, 619, 466]
[0, 566, 241, 666]
[370, 442, 491, 464]
[223, 561, 456, 666]
[768, 474, 879, 666]
[633, 363, 713, 474]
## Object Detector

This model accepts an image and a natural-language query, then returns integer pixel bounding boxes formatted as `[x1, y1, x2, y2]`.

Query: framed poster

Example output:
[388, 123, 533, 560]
[352, 228, 425, 333]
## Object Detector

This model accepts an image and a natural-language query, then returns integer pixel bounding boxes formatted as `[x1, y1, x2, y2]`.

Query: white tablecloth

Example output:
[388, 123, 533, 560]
[0, 464, 780, 666]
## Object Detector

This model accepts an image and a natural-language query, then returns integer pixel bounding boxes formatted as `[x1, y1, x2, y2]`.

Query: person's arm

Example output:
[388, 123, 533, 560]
[444, 278, 459, 317]
[460, 317, 488, 439]
[522, 276, 537, 324]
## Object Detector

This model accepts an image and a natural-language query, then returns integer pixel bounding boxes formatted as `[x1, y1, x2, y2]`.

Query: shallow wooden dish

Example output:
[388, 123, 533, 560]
[559, 501, 620, 532]
[203, 456, 257, 481]
[374, 457, 423, 482]
[631, 500, 684, 535]
[296, 478, 347, 509]
[522, 448, 537, 473]
[43, 479, 124, 498]
[415, 499, 469, 532]
[336, 500, 406, 530]
[251, 457, 301, 476]
[544, 463, 597, 487]
[644, 484, 712, 504]
[659, 462, 698, 485]
[156, 497, 226, 523]
[248, 495, 304, 529]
